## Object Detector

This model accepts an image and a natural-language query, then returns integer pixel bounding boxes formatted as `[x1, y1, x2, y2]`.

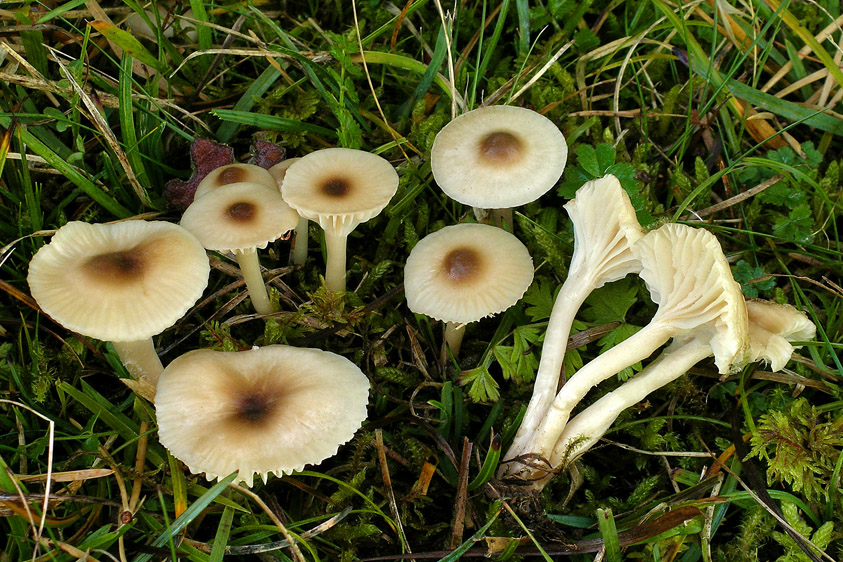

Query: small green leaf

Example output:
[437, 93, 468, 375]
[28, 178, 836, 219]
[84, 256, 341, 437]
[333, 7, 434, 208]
[89, 20, 166, 73]
[459, 365, 500, 403]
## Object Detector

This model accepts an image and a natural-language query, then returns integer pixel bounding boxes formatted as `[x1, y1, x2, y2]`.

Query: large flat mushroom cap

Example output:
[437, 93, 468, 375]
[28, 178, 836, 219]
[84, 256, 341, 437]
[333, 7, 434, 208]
[195, 164, 277, 199]
[27, 220, 210, 342]
[404, 223, 534, 324]
[637, 223, 749, 374]
[430, 105, 567, 208]
[281, 148, 399, 237]
[181, 182, 299, 252]
[155, 345, 370, 487]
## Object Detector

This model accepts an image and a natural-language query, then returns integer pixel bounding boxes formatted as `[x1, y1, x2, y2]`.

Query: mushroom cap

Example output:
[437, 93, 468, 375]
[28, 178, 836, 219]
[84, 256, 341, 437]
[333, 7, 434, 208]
[194, 164, 277, 199]
[180, 182, 299, 252]
[565, 174, 645, 285]
[404, 223, 534, 324]
[155, 345, 370, 487]
[281, 148, 399, 237]
[637, 223, 749, 374]
[745, 299, 816, 371]
[268, 158, 301, 188]
[27, 220, 210, 342]
[430, 105, 568, 209]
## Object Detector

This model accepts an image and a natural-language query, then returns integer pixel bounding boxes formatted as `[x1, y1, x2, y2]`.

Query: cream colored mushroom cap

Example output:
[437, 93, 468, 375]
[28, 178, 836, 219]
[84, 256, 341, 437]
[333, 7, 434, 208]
[281, 148, 399, 237]
[195, 164, 277, 199]
[745, 299, 816, 371]
[430, 105, 567, 208]
[268, 158, 301, 188]
[637, 223, 749, 374]
[181, 182, 299, 252]
[404, 223, 534, 324]
[27, 220, 210, 342]
[155, 345, 370, 487]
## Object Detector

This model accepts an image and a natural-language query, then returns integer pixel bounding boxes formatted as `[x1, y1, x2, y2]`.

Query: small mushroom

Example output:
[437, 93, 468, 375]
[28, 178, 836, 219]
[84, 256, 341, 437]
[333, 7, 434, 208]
[27, 220, 210, 400]
[155, 345, 370, 487]
[281, 148, 399, 292]
[404, 223, 534, 361]
[180, 182, 299, 315]
[194, 163, 277, 199]
[430, 105, 567, 227]
[268, 158, 308, 266]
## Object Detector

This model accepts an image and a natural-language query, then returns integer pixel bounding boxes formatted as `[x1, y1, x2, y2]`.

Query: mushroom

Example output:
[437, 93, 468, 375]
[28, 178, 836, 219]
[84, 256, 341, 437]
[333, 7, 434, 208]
[268, 158, 308, 266]
[430, 105, 567, 228]
[180, 182, 299, 315]
[194, 163, 277, 199]
[404, 223, 534, 361]
[503, 174, 644, 469]
[542, 298, 816, 487]
[155, 345, 370, 487]
[27, 220, 210, 400]
[280, 148, 399, 292]
[504, 223, 748, 479]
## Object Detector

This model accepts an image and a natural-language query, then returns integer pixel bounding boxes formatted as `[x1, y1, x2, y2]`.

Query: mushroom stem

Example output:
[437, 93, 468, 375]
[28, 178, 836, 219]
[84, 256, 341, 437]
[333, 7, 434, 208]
[291, 216, 309, 266]
[235, 249, 276, 315]
[513, 321, 676, 476]
[538, 339, 712, 485]
[442, 321, 466, 363]
[489, 208, 514, 230]
[324, 231, 348, 292]
[112, 338, 164, 399]
[502, 272, 594, 466]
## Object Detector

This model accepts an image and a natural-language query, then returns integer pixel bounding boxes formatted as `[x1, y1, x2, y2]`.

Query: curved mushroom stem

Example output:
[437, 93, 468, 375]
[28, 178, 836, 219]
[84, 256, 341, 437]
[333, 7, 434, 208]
[291, 216, 309, 266]
[441, 321, 466, 364]
[112, 338, 163, 401]
[324, 230, 349, 293]
[515, 339, 713, 488]
[235, 248, 276, 315]
[506, 321, 675, 477]
[502, 272, 594, 470]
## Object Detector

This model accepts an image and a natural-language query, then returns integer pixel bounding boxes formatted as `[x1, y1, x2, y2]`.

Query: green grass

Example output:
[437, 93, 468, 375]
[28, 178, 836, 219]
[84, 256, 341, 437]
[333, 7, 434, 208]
[1, 0, 843, 560]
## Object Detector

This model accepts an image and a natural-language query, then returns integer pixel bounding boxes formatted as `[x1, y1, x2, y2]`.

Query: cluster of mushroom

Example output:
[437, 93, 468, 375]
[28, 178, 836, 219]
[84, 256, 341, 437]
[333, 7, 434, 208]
[25, 145, 403, 487]
[497, 174, 816, 490]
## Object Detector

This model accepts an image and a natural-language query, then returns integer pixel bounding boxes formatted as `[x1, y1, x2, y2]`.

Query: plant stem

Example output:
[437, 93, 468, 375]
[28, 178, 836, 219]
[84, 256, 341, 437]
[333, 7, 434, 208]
[235, 248, 276, 315]
[442, 321, 466, 364]
[324, 230, 349, 292]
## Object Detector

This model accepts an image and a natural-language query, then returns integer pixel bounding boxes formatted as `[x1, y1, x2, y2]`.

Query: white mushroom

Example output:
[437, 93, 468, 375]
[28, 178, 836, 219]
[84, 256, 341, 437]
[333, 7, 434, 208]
[505, 223, 749, 479]
[155, 345, 370, 487]
[502, 174, 644, 471]
[268, 158, 308, 266]
[430, 105, 567, 227]
[180, 182, 299, 315]
[27, 220, 210, 400]
[281, 149, 399, 292]
[404, 223, 534, 361]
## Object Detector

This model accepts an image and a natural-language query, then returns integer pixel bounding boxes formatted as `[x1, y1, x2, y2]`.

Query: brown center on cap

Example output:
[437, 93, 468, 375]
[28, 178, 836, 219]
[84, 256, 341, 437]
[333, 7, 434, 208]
[83, 249, 145, 284]
[226, 202, 256, 221]
[478, 131, 523, 164]
[235, 393, 275, 424]
[321, 178, 351, 197]
[444, 248, 481, 282]
[218, 167, 246, 185]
